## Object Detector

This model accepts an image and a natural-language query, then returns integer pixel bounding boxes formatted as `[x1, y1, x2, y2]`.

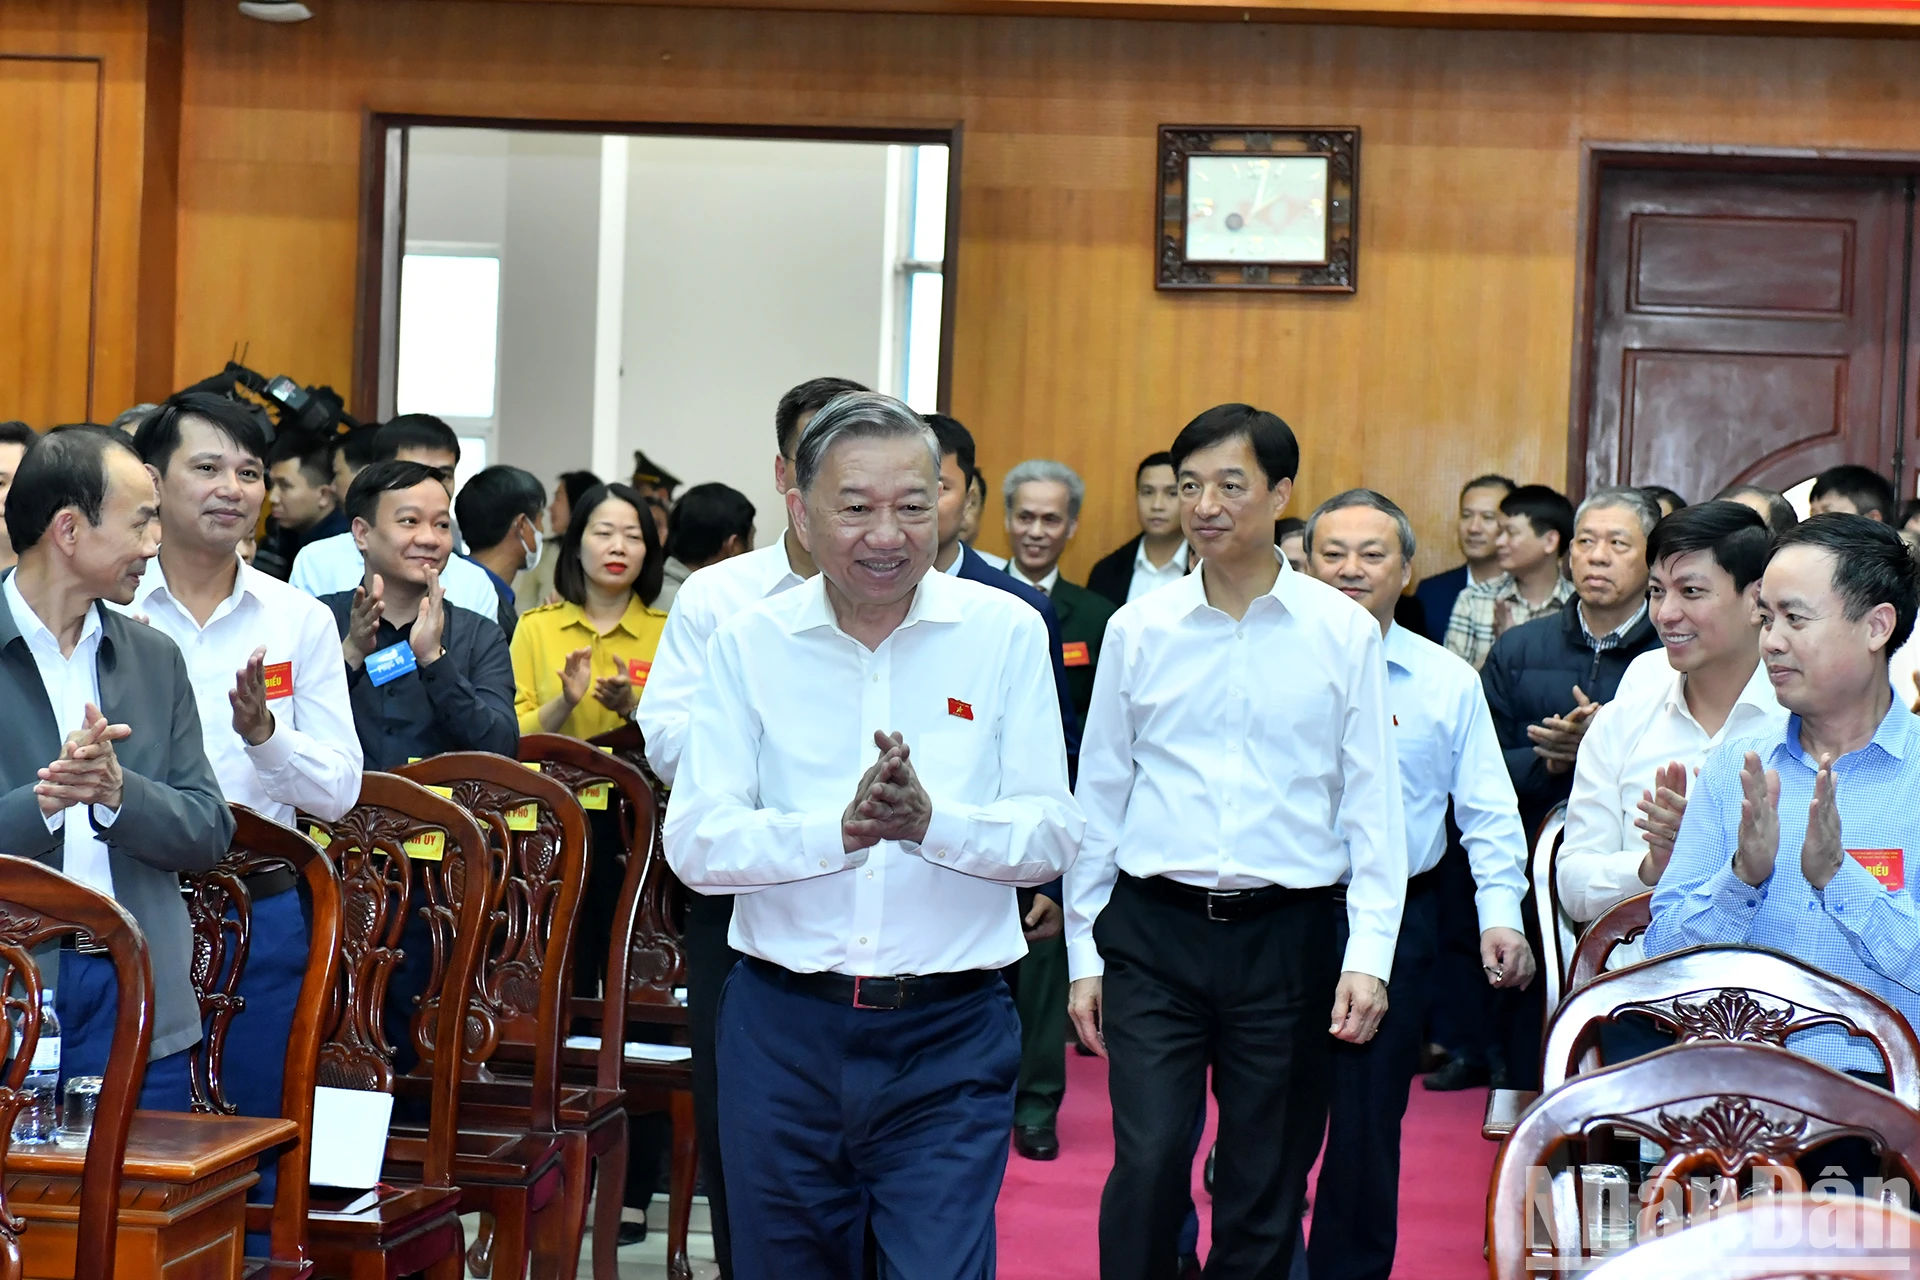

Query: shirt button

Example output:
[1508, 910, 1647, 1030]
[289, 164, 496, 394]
[820, 859, 830, 868]
[858, 936, 868, 945]
[936, 851, 946, 859]
[1235, 628, 1245, 640]
[867, 870, 874, 879]
[871, 674, 879, 684]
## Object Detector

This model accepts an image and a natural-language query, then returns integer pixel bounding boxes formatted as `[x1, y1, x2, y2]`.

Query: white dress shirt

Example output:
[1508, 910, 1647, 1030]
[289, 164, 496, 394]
[127, 557, 363, 825]
[972, 546, 1008, 570]
[1383, 622, 1527, 933]
[288, 531, 500, 622]
[1012, 565, 1061, 596]
[1066, 555, 1407, 982]
[1126, 539, 1190, 602]
[663, 569, 1083, 976]
[638, 539, 807, 787]
[5, 576, 116, 898]
[1558, 647, 1784, 926]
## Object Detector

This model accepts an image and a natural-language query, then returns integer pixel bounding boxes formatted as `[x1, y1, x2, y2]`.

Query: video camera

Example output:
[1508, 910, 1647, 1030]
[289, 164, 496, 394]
[179, 361, 364, 444]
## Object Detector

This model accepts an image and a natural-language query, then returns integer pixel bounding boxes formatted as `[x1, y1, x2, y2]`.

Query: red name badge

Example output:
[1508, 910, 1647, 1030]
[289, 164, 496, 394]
[1061, 641, 1091, 668]
[261, 661, 294, 701]
[947, 697, 974, 721]
[628, 659, 652, 690]
[1847, 848, 1905, 892]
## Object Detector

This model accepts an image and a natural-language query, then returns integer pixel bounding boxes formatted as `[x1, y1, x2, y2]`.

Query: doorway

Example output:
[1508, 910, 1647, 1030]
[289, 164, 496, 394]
[1570, 149, 1920, 509]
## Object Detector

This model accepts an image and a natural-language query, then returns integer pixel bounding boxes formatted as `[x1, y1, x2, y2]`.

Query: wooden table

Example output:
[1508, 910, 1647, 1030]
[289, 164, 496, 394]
[5, 1110, 297, 1280]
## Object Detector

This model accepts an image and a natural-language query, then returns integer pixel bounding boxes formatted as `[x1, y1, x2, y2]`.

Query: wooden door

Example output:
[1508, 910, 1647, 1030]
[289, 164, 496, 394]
[1580, 167, 1912, 501]
[0, 57, 101, 425]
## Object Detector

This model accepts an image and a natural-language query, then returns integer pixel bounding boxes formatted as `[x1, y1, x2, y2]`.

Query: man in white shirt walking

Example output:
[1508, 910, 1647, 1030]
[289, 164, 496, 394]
[1558, 501, 1783, 959]
[637, 373, 862, 1274]
[664, 391, 1081, 1278]
[127, 394, 363, 1132]
[1066, 404, 1406, 1280]
[1302, 488, 1533, 1280]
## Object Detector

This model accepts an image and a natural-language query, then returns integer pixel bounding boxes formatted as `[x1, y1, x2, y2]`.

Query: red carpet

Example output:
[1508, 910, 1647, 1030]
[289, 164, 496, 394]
[997, 1052, 1494, 1279]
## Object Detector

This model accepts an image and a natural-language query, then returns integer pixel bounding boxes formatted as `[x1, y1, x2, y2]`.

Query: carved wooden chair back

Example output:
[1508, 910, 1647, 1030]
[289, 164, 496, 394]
[584, 726, 687, 1018]
[395, 752, 588, 1128]
[516, 733, 664, 1093]
[1531, 802, 1571, 1012]
[180, 804, 344, 1265]
[1490, 1041, 1920, 1280]
[0, 855, 152, 1280]
[302, 773, 492, 1188]
[1540, 944, 1920, 1107]
[1566, 891, 1652, 994]
[1585, 1192, 1920, 1279]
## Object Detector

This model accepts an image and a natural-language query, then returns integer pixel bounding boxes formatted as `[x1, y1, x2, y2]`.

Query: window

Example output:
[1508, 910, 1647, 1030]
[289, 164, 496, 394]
[881, 146, 949, 411]
[396, 252, 500, 420]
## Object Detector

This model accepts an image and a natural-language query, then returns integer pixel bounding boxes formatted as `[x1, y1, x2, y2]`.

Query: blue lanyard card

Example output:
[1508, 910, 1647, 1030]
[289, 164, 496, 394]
[365, 641, 418, 687]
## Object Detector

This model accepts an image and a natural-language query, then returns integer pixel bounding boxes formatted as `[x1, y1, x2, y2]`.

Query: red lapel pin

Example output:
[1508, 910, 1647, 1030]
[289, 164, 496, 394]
[947, 697, 974, 721]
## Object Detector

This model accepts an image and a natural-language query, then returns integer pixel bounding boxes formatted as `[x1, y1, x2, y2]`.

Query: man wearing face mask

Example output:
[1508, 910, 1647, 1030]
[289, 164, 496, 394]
[455, 465, 548, 642]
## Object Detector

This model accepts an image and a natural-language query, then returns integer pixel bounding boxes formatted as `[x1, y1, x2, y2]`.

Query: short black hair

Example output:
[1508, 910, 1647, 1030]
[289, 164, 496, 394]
[0, 421, 36, 452]
[558, 470, 602, 512]
[132, 391, 272, 476]
[6, 425, 140, 555]
[1810, 464, 1896, 522]
[1773, 512, 1920, 654]
[1645, 499, 1771, 591]
[373, 414, 460, 464]
[555, 482, 666, 608]
[1169, 404, 1300, 487]
[665, 482, 756, 566]
[776, 377, 870, 456]
[1460, 474, 1516, 501]
[1642, 484, 1689, 515]
[344, 459, 447, 529]
[924, 413, 976, 482]
[1135, 452, 1175, 482]
[1714, 483, 1799, 538]
[267, 430, 333, 489]
[1499, 484, 1575, 554]
[329, 425, 382, 475]
[1275, 516, 1306, 541]
[454, 465, 547, 553]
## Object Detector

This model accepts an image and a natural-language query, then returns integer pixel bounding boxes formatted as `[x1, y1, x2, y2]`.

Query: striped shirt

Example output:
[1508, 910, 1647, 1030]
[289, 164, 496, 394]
[1444, 573, 1575, 670]
[1645, 701, 1920, 1076]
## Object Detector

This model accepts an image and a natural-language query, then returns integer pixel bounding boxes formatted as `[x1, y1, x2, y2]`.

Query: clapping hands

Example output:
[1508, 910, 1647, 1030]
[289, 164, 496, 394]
[841, 730, 932, 852]
[1635, 760, 1692, 886]
[36, 704, 131, 818]
[1529, 686, 1599, 775]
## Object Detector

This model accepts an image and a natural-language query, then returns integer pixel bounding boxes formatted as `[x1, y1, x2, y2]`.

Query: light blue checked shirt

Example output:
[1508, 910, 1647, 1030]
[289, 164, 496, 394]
[1646, 700, 1920, 1075]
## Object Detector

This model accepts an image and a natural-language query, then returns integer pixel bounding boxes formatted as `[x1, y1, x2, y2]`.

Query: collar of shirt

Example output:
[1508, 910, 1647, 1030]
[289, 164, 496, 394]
[1579, 599, 1649, 649]
[551, 593, 661, 642]
[134, 553, 261, 630]
[1773, 699, 1919, 772]
[5, 573, 102, 658]
[1658, 655, 1780, 731]
[784, 568, 965, 640]
[1163, 549, 1300, 623]
[1133, 538, 1189, 577]
[1013, 565, 1060, 595]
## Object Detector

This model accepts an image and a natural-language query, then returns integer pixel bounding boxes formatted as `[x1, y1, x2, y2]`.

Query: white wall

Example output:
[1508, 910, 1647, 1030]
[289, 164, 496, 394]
[618, 137, 888, 538]
[405, 130, 893, 536]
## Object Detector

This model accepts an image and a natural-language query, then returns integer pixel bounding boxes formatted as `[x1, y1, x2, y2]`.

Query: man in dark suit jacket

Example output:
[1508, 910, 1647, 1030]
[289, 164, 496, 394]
[1086, 451, 1190, 608]
[0, 426, 234, 1110]
[1410, 473, 1514, 644]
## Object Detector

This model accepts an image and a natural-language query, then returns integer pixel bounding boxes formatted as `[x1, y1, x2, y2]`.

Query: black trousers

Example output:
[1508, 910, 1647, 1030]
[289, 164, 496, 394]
[685, 890, 741, 1277]
[1303, 871, 1441, 1280]
[1098, 873, 1341, 1280]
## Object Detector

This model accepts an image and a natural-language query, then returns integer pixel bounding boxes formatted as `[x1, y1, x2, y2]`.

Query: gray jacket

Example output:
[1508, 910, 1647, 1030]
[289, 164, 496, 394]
[0, 591, 235, 1060]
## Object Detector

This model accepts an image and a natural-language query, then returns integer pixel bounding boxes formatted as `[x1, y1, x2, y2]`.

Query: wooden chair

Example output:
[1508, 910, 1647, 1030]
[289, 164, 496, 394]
[1566, 891, 1653, 993]
[301, 773, 494, 1280]
[1488, 1040, 1920, 1280]
[1586, 1192, 1920, 1279]
[394, 752, 590, 1280]
[0, 854, 152, 1280]
[518, 732, 692, 1280]
[1485, 941, 1920, 1140]
[1530, 802, 1573, 1013]
[180, 805, 346, 1278]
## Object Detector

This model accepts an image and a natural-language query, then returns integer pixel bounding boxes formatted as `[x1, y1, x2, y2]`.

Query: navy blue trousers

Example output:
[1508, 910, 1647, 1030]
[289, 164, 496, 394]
[222, 888, 310, 1237]
[716, 959, 1022, 1280]
[56, 951, 193, 1112]
[1301, 873, 1441, 1280]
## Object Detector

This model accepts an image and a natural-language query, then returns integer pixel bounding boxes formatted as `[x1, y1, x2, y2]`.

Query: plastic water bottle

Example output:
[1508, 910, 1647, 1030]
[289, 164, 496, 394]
[12, 992, 60, 1144]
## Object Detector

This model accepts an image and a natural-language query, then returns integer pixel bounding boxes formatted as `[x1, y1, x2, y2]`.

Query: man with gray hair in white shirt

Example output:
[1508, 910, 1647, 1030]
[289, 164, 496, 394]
[664, 391, 1082, 1279]
[1066, 404, 1406, 1280]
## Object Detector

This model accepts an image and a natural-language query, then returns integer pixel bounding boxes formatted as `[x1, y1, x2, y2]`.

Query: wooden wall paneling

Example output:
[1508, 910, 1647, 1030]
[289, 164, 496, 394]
[172, 0, 1920, 581]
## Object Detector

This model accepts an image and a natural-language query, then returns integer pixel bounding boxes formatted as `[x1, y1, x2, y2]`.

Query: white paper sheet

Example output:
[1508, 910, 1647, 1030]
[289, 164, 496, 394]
[308, 1086, 395, 1189]
[563, 1035, 693, 1063]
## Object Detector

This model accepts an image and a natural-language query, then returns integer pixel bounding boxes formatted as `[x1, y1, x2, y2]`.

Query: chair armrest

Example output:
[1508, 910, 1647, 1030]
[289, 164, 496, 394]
[1483, 1088, 1538, 1140]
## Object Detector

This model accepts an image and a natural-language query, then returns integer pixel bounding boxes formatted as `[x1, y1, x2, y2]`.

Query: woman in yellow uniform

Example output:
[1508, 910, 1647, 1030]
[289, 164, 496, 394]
[512, 481, 669, 740]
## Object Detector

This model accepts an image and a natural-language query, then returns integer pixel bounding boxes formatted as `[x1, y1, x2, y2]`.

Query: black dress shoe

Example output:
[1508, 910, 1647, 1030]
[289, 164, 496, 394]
[1177, 1252, 1202, 1280]
[1422, 1057, 1490, 1091]
[1013, 1125, 1060, 1160]
[616, 1220, 648, 1247]
[1203, 1142, 1216, 1194]
[1489, 1061, 1513, 1089]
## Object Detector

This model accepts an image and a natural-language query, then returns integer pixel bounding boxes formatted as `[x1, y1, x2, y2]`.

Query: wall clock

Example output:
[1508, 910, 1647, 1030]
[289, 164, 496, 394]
[1157, 126, 1359, 293]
